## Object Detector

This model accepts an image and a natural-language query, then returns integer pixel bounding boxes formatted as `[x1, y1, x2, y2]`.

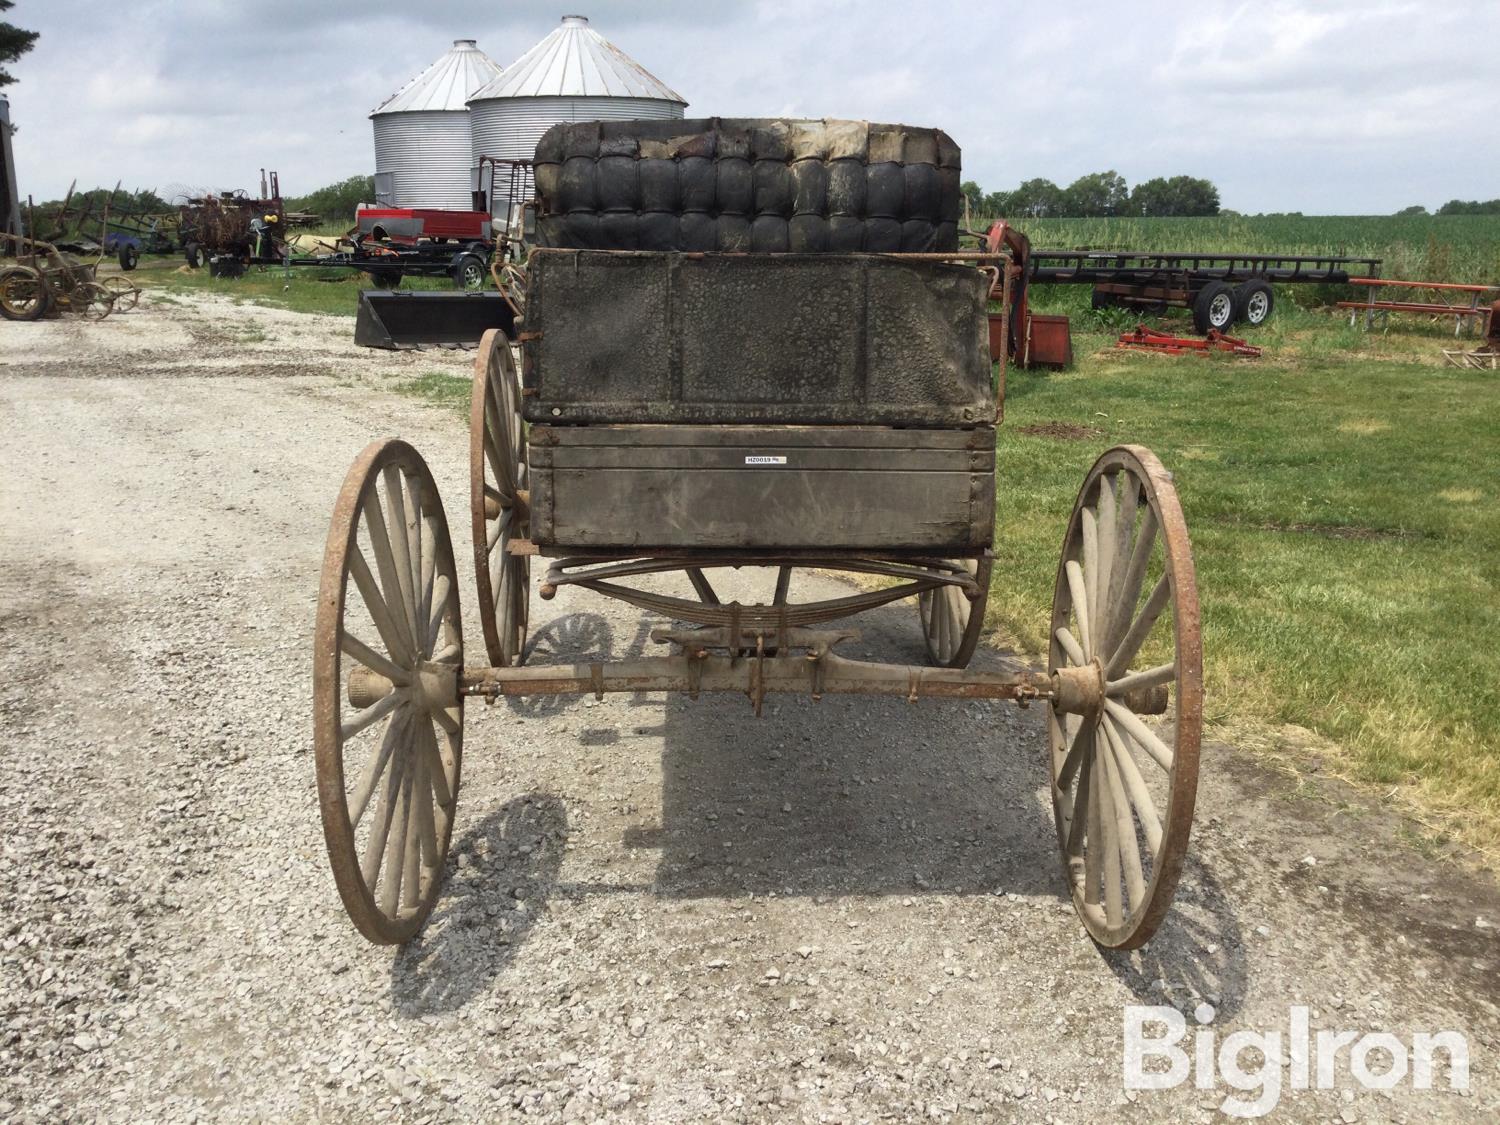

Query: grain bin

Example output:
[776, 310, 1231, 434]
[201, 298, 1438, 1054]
[371, 39, 504, 210]
[468, 15, 687, 216]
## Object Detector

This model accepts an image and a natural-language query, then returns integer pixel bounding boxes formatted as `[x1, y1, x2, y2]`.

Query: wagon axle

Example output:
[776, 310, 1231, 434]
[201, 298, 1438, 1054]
[344, 624, 1165, 721]
[315, 415, 1201, 951]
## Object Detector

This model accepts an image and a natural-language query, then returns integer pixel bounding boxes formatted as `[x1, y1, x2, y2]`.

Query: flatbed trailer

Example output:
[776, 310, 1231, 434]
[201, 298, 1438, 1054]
[1027, 248, 1383, 332]
[278, 239, 493, 289]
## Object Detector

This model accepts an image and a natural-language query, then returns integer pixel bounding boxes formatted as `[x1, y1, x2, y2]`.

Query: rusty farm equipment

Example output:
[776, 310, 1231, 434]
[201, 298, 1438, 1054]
[0, 232, 139, 321]
[1116, 324, 1263, 358]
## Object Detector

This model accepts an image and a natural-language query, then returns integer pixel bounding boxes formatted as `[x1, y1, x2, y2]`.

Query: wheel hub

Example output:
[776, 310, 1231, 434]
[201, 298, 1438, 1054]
[1051, 660, 1105, 726]
[346, 660, 456, 713]
[413, 661, 459, 714]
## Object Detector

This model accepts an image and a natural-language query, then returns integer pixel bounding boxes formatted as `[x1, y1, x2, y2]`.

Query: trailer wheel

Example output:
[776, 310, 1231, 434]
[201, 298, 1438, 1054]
[1192, 282, 1236, 334]
[366, 270, 403, 289]
[118, 244, 139, 271]
[1234, 281, 1274, 328]
[451, 253, 487, 290]
[185, 242, 202, 268]
[1090, 288, 1115, 311]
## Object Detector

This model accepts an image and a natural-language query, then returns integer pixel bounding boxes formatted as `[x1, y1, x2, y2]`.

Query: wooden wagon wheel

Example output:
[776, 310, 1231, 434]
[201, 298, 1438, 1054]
[102, 276, 141, 311]
[470, 329, 530, 667]
[314, 439, 464, 944]
[1047, 445, 1202, 949]
[918, 556, 993, 668]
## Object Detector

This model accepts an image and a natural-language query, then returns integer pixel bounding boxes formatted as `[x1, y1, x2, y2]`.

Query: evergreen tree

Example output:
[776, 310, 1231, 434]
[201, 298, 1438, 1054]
[0, 1, 38, 88]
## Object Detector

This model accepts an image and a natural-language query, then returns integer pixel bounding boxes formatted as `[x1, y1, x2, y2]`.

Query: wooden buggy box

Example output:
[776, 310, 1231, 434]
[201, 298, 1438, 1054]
[521, 249, 996, 552]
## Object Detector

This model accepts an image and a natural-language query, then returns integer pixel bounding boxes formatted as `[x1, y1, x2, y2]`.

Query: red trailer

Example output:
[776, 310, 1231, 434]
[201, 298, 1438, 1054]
[354, 207, 492, 245]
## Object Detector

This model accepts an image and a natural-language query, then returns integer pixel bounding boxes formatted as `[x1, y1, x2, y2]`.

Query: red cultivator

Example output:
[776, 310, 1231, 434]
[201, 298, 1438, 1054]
[1116, 324, 1262, 358]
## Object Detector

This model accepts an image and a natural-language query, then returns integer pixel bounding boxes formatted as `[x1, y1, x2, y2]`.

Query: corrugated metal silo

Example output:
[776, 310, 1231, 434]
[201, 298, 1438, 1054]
[467, 15, 687, 215]
[371, 39, 503, 209]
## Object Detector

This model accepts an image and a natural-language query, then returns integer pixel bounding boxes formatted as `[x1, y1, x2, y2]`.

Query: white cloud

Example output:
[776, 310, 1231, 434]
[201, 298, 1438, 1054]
[5, 0, 1497, 212]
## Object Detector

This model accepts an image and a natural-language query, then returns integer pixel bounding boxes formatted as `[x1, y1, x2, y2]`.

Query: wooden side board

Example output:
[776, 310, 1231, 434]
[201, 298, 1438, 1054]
[529, 424, 996, 552]
[522, 251, 994, 427]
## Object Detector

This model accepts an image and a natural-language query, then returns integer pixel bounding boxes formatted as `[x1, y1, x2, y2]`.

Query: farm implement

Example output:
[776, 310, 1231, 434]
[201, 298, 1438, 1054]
[0, 232, 140, 321]
[1116, 324, 1262, 358]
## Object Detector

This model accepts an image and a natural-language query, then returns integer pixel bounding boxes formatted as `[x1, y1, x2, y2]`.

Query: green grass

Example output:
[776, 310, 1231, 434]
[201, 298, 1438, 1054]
[399, 371, 472, 417]
[994, 214, 1500, 285]
[141, 264, 464, 318]
[984, 323, 1500, 850]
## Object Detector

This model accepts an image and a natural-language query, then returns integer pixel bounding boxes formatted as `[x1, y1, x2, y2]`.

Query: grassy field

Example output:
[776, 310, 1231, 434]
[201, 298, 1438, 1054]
[985, 305, 1500, 854]
[109, 256, 464, 318]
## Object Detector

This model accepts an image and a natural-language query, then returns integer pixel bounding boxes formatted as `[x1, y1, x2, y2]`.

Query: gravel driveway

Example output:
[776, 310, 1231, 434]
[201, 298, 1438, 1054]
[1, 292, 1496, 1122]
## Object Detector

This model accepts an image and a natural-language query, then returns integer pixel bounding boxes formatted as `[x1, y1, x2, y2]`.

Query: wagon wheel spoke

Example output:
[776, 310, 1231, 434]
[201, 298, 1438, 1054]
[1054, 626, 1086, 668]
[1106, 572, 1172, 679]
[360, 734, 406, 890]
[1047, 445, 1201, 950]
[919, 557, 990, 669]
[422, 719, 453, 811]
[471, 330, 530, 667]
[1062, 728, 1093, 864]
[359, 484, 419, 658]
[1104, 506, 1157, 656]
[379, 466, 421, 640]
[348, 709, 409, 828]
[404, 469, 430, 640]
[426, 572, 453, 655]
[1100, 726, 1146, 910]
[1101, 715, 1163, 857]
[315, 440, 464, 945]
[340, 631, 408, 687]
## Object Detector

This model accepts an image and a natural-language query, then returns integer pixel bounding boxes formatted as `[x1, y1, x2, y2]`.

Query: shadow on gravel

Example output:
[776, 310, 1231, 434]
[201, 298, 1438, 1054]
[505, 612, 657, 720]
[505, 613, 616, 719]
[648, 591, 1060, 899]
[1098, 858, 1249, 1020]
[389, 793, 566, 1016]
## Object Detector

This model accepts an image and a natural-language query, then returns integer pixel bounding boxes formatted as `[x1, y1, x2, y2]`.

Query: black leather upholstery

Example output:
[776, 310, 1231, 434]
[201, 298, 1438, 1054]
[532, 118, 961, 253]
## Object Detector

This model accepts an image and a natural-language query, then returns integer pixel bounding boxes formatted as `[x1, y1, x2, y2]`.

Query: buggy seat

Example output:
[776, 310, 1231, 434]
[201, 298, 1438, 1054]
[532, 118, 961, 254]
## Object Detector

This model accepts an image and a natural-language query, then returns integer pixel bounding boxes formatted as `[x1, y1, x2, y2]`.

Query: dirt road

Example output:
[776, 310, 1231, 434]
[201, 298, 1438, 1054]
[1, 294, 1496, 1122]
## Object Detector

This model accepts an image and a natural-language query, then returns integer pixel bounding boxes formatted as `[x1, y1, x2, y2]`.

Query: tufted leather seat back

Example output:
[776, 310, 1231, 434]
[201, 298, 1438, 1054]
[532, 118, 961, 253]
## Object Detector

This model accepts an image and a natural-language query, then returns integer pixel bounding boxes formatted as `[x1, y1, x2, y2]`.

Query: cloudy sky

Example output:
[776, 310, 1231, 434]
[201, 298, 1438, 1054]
[7, 0, 1495, 212]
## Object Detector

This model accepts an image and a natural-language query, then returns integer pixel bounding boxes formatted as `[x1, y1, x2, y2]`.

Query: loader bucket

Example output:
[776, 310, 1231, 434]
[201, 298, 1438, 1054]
[354, 290, 516, 349]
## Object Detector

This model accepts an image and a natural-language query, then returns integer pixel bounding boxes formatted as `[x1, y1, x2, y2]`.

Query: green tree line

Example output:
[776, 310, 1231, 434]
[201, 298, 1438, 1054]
[962, 171, 1221, 219]
[286, 175, 375, 225]
[1386, 201, 1500, 217]
[25, 176, 378, 236]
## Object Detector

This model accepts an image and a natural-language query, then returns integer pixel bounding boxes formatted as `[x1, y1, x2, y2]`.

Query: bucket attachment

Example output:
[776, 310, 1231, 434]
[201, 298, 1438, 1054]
[354, 290, 516, 349]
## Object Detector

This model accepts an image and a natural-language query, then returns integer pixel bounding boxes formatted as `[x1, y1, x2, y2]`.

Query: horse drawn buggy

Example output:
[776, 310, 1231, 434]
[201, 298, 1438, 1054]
[313, 119, 1202, 952]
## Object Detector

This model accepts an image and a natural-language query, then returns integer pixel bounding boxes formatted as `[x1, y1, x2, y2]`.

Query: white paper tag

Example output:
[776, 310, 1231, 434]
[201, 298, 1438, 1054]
[744, 455, 788, 465]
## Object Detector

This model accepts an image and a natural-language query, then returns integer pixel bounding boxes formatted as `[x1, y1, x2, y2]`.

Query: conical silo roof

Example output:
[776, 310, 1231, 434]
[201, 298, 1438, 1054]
[468, 15, 686, 104]
[372, 39, 504, 116]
